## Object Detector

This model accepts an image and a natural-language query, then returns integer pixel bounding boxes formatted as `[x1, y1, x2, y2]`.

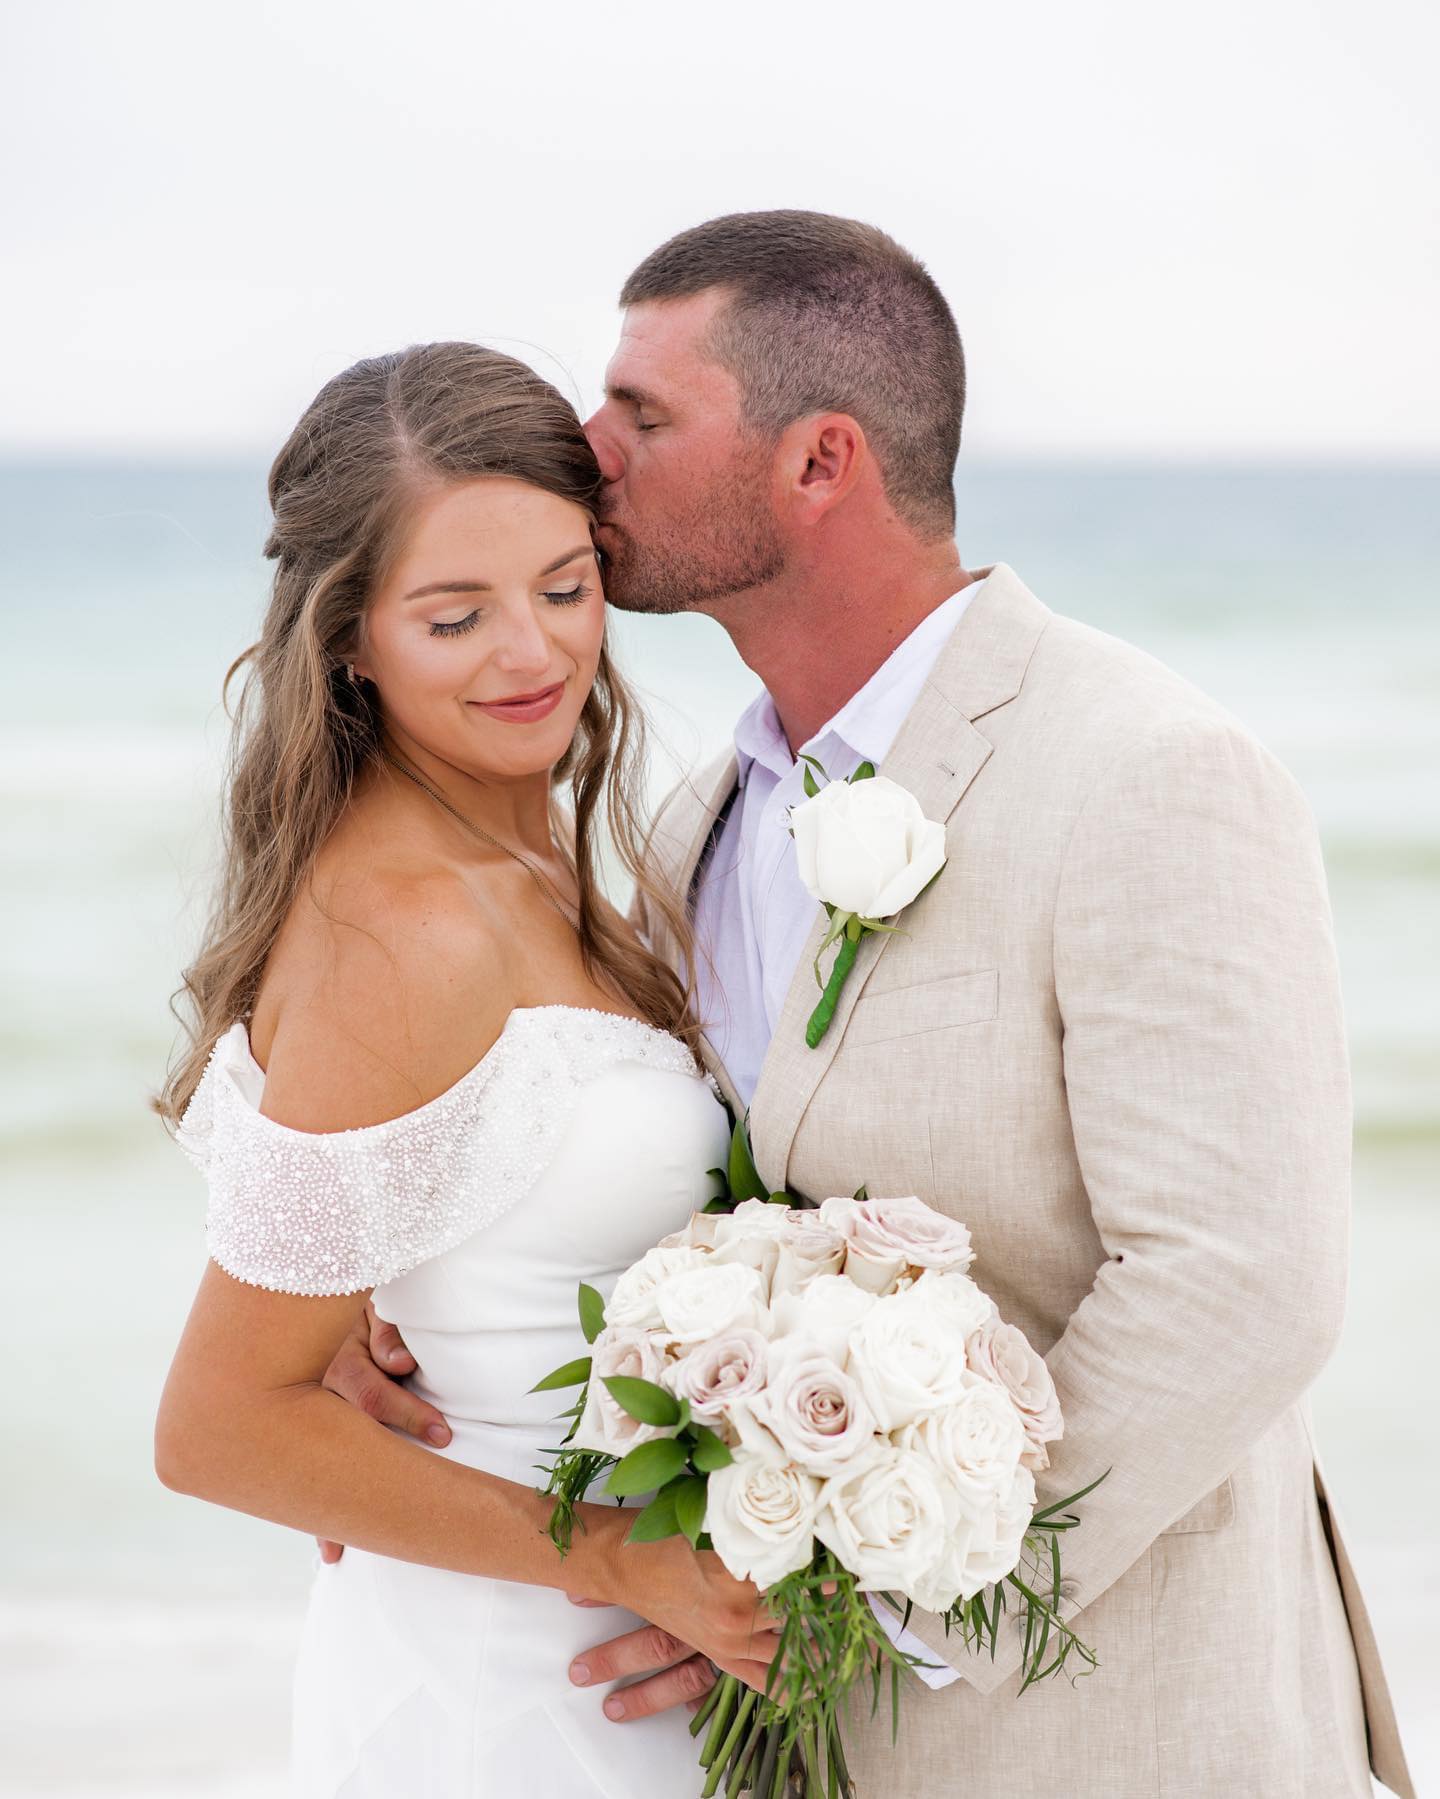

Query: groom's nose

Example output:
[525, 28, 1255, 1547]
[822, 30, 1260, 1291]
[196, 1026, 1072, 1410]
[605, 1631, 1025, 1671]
[583, 408, 625, 485]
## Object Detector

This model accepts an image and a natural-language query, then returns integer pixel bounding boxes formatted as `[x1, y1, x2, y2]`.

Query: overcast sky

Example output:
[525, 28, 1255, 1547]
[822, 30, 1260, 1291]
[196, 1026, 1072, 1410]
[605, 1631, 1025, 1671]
[3, 0, 1436, 459]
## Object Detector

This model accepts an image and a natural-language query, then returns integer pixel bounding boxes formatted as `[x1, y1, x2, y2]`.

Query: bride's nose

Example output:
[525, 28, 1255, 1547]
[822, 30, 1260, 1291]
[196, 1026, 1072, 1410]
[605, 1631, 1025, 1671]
[489, 605, 554, 677]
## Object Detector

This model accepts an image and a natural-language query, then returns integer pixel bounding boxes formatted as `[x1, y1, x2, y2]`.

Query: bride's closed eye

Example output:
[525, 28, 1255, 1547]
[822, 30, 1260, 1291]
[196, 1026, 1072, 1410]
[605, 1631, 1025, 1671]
[543, 583, 593, 607]
[429, 611, 481, 638]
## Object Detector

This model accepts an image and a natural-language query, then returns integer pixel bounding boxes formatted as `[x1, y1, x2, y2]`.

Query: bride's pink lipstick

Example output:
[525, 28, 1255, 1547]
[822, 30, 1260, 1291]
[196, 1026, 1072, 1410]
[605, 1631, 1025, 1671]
[468, 680, 566, 725]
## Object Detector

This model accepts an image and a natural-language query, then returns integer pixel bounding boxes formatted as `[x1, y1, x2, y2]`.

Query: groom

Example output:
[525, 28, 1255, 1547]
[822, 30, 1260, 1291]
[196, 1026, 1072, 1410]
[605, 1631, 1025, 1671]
[331, 212, 1413, 1795]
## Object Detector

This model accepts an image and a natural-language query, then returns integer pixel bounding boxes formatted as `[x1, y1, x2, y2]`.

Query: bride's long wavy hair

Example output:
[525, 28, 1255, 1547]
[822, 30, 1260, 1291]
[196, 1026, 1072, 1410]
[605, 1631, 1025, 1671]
[157, 341, 699, 1127]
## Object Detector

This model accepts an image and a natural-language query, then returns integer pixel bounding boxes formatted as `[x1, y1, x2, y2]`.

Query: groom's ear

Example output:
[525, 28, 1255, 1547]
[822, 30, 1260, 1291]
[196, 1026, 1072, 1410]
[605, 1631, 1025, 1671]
[779, 413, 867, 523]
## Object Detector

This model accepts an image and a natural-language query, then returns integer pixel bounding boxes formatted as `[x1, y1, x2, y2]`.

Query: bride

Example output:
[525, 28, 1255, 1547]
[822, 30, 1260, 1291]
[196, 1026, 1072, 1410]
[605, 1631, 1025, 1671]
[154, 341, 775, 1797]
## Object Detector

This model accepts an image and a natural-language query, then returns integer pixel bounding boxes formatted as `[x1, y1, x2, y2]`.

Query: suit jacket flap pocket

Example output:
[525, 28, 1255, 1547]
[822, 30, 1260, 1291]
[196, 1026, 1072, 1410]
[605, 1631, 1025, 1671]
[1159, 1474, 1235, 1536]
[843, 969, 999, 1050]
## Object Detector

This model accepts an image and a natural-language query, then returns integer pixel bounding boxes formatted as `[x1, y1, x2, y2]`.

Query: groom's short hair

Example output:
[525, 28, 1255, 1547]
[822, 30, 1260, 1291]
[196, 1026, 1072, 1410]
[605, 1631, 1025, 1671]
[621, 210, 964, 538]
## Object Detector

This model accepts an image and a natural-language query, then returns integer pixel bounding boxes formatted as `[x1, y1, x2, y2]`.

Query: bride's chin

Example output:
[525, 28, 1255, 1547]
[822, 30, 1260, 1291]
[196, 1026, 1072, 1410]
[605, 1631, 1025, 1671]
[460, 712, 587, 781]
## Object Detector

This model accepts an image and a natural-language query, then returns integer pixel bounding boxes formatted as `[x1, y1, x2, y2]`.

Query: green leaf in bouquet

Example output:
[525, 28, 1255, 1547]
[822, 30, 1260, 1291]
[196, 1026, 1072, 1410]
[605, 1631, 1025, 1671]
[689, 1425, 734, 1472]
[849, 760, 876, 782]
[624, 1485, 682, 1543]
[727, 1117, 767, 1203]
[577, 1283, 606, 1345]
[529, 1355, 592, 1393]
[607, 1436, 688, 1497]
[672, 1474, 708, 1547]
[601, 1375, 681, 1427]
[802, 762, 820, 799]
[1029, 1465, 1111, 1525]
[853, 1182, 869, 1202]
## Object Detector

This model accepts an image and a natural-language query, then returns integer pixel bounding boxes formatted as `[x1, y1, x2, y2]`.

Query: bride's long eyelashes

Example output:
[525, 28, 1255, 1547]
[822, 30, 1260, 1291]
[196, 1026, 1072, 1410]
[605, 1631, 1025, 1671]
[429, 611, 481, 638]
[428, 584, 592, 637]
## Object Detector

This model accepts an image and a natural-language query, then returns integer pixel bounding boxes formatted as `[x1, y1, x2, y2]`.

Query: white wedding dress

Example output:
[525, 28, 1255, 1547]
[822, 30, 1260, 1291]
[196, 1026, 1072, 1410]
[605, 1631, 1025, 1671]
[178, 1004, 731, 1799]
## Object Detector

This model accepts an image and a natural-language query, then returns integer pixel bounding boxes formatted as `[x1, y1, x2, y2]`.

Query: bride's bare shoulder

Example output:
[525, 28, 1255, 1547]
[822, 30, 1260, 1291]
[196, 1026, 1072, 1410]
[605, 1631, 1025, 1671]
[250, 845, 511, 1133]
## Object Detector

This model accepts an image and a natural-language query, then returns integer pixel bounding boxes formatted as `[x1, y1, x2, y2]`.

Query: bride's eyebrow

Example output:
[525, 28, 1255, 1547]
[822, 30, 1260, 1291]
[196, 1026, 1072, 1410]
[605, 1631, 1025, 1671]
[404, 547, 593, 603]
[537, 544, 596, 576]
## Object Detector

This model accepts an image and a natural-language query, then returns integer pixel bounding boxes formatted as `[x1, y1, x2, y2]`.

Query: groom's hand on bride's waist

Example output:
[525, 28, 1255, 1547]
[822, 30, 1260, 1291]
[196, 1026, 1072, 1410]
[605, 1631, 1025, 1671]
[565, 1602, 717, 1722]
[315, 1302, 452, 1564]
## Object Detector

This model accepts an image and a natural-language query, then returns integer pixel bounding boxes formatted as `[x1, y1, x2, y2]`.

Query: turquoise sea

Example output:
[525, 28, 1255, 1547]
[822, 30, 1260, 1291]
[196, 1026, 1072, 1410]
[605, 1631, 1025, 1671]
[1, 461, 1435, 1793]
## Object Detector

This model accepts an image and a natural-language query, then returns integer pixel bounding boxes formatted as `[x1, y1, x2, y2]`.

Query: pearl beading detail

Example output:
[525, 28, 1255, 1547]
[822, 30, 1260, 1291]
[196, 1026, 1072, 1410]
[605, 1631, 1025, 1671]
[176, 1007, 700, 1297]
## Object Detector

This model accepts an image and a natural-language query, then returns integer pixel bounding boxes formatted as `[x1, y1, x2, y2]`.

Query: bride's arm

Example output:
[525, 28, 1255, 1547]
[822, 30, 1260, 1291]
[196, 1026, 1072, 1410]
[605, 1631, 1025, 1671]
[156, 870, 778, 1690]
[156, 1251, 777, 1690]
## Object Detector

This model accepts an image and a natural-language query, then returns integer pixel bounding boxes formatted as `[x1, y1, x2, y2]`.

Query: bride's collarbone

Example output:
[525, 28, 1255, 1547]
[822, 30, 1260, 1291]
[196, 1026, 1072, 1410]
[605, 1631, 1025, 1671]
[249, 855, 644, 1117]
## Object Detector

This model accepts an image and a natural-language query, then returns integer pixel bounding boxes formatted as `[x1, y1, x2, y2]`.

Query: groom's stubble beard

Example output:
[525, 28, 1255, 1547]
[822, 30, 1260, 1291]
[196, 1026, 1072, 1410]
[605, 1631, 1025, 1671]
[598, 441, 786, 617]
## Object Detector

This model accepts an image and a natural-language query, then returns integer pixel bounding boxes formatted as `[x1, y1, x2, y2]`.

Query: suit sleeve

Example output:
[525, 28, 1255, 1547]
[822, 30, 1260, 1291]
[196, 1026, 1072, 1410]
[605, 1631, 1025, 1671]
[953, 717, 1352, 1693]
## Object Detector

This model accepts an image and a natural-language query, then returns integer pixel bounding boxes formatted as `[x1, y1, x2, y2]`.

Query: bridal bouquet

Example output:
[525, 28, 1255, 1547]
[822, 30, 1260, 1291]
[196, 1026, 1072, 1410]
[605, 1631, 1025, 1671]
[534, 1127, 1103, 1797]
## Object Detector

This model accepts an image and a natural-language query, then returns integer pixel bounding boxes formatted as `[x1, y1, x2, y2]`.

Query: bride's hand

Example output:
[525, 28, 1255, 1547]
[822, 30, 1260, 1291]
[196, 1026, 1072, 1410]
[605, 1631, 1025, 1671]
[599, 1529, 781, 1696]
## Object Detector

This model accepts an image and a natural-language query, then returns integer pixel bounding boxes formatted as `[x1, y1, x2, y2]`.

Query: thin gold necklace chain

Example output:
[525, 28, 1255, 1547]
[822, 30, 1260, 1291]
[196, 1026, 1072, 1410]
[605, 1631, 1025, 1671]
[380, 750, 582, 934]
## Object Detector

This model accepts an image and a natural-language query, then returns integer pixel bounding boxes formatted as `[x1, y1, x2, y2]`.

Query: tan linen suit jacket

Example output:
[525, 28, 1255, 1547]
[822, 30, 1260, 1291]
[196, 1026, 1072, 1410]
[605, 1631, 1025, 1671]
[638, 567, 1413, 1799]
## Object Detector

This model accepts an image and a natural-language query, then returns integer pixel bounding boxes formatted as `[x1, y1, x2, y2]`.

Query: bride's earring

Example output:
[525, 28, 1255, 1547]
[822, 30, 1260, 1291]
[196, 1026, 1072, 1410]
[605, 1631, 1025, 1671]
[346, 663, 357, 682]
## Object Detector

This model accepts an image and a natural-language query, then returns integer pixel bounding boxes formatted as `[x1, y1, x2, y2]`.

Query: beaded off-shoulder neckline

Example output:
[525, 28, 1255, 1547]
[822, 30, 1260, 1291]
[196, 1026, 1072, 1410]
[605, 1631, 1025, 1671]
[212, 1004, 700, 1144]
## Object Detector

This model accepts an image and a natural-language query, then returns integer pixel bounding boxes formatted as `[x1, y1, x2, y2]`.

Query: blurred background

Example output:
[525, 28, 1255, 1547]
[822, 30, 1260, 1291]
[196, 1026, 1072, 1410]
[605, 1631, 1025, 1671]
[2, 2, 1436, 1793]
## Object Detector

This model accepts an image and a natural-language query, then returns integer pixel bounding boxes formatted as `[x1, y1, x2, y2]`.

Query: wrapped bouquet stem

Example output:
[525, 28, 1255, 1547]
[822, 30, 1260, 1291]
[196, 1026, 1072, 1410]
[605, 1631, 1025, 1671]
[533, 1121, 1106, 1794]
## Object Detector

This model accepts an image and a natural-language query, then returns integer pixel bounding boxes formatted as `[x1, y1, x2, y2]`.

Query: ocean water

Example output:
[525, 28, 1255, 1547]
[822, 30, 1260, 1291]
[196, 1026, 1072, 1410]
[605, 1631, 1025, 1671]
[1, 461, 1435, 1794]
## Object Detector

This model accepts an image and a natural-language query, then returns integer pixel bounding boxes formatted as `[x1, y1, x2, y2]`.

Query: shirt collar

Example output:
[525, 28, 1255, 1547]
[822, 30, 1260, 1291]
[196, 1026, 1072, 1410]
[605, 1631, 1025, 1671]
[732, 582, 983, 788]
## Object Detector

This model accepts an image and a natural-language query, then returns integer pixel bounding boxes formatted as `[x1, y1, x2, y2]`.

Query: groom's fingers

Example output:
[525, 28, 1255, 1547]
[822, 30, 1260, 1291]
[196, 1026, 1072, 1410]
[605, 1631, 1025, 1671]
[599, 1654, 719, 1723]
[322, 1316, 451, 1448]
[368, 1310, 417, 1377]
[570, 1623, 695, 1692]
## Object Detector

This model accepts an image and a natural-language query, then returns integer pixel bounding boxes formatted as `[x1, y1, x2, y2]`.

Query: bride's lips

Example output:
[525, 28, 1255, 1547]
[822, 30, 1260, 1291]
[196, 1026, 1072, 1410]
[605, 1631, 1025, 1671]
[468, 680, 566, 725]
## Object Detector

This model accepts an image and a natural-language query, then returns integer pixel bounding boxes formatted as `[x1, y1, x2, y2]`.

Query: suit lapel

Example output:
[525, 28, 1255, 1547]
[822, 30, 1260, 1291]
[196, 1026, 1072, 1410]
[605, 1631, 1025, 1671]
[747, 565, 1050, 1190]
[649, 747, 744, 1116]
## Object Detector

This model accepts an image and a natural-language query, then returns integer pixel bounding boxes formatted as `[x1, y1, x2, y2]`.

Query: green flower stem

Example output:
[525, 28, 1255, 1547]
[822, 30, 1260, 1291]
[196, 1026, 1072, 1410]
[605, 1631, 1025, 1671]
[767, 1730, 794, 1799]
[799, 1725, 823, 1797]
[725, 1716, 765, 1798]
[700, 1674, 741, 1767]
[752, 1722, 782, 1799]
[701, 1687, 757, 1796]
[828, 1714, 853, 1797]
[689, 1671, 729, 1739]
[805, 934, 860, 1047]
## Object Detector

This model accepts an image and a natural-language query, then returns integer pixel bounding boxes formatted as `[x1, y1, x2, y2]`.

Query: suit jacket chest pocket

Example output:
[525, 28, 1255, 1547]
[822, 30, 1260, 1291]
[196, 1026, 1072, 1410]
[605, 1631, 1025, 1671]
[842, 968, 999, 1051]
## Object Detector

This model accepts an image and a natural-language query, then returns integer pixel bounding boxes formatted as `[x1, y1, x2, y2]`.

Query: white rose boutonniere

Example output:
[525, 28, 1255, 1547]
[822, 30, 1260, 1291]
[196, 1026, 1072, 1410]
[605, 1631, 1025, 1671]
[789, 759, 948, 1046]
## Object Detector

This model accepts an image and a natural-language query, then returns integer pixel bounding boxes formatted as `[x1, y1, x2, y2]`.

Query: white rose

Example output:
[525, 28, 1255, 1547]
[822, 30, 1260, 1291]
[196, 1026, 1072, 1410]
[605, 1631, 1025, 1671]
[958, 1464, 1036, 1593]
[768, 1273, 878, 1365]
[657, 1211, 721, 1252]
[710, 1198, 794, 1286]
[896, 1377, 1025, 1515]
[790, 775, 947, 920]
[846, 1286, 973, 1432]
[656, 1262, 769, 1346]
[750, 1343, 881, 1476]
[706, 1448, 822, 1590]
[605, 1245, 709, 1330]
[664, 1329, 768, 1423]
[820, 1195, 975, 1282]
[570, 1324, 672, 1457]
[966, 1318, 1063, 1472]
[815, 1445, 949, 1596]
[769, 1211, 847, 1297]
[906, 1269, 997, 1341]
